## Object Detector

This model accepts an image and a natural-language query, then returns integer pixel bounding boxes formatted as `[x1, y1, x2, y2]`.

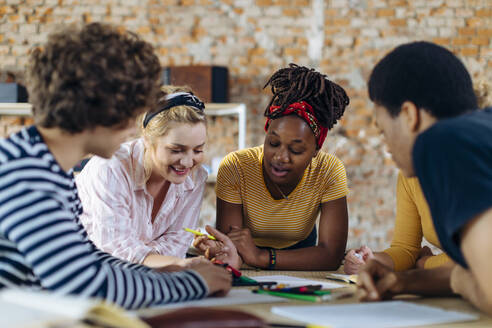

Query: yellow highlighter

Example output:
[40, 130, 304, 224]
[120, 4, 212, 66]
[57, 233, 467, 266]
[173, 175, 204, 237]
[184, 228, 217, 240]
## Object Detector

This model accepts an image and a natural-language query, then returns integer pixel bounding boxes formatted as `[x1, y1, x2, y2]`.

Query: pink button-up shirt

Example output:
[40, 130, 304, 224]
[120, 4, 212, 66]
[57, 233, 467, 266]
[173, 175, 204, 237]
[76, 138, 207, 264]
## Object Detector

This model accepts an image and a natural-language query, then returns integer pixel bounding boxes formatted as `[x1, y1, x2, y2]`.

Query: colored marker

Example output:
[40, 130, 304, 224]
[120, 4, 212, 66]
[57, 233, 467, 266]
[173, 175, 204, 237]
[254, 289, 330, 302]
[271, 285, 322, 294]
[239, 275, 258, 284]
[212, 259, 241, 277]
[183, 228, 216, 240]
[313, 290, 333, 296]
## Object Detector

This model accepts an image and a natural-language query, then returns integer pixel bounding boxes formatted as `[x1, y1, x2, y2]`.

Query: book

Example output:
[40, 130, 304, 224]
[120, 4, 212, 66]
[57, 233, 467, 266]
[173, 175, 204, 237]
[1, 288, 288, 327]
[0, 288, 148, 328]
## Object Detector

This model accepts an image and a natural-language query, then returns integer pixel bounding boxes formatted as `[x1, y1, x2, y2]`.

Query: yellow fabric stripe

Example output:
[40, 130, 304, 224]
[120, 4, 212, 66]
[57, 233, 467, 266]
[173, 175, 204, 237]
[216, 146, 349, 249]
[383, 171, 450, 271]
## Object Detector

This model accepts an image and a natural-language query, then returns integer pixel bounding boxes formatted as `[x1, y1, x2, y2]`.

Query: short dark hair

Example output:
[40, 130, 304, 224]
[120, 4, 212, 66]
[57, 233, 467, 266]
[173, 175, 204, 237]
[368, 41, 477, 119]
[27, 22, 162, 133]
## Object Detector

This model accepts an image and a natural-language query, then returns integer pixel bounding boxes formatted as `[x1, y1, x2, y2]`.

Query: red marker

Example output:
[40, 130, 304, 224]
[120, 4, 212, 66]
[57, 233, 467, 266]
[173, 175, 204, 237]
[212, 259, 241, 277]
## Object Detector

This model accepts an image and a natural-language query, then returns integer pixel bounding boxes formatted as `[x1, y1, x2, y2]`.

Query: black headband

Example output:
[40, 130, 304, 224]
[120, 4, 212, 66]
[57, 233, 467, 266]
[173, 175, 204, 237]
[143, 92, 205, 128]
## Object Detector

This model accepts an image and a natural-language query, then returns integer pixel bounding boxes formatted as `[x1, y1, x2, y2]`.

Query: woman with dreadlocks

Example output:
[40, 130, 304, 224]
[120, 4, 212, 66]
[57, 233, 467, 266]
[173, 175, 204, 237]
[194, 64, 350, 270]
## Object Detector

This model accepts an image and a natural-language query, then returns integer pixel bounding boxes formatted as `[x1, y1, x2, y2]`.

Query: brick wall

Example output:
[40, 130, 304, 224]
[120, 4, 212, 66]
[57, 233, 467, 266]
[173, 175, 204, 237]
[0, 0, 490, 250]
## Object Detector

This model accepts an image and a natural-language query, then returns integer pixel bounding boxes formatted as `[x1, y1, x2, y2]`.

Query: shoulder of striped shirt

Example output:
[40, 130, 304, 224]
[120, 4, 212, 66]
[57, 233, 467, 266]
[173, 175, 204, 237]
[0, 142, 50, 172]
[76, 152, 137, 192]
[314, 151, 344, 169]
[228, 146, 262, 165]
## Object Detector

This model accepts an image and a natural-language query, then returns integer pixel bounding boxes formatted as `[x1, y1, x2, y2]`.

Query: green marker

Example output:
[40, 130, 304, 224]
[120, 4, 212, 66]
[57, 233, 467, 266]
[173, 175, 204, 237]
[239, 275, 258, 284]
[313, 290, 332, 296]
[254, 289, 331, 302]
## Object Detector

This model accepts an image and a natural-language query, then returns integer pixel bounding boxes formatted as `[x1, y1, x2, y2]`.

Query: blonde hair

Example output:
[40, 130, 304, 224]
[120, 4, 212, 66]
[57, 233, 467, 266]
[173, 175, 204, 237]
[139, 85, 207, 181]
[473, 78, 492, 109]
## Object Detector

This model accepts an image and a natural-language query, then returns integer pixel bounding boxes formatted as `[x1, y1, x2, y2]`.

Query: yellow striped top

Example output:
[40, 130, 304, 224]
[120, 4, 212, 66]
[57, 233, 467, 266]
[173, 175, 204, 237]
[215, 146, 349, 249]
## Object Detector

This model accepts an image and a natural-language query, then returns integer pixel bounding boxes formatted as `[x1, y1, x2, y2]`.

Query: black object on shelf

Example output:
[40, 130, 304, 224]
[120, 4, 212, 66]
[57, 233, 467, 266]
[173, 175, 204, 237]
[0, 83, 28, 103]
[161, 66, 229, 103]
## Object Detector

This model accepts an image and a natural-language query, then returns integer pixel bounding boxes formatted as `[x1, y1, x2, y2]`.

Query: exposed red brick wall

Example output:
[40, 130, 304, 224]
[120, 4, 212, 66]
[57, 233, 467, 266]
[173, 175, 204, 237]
[0, 0, 490, 250]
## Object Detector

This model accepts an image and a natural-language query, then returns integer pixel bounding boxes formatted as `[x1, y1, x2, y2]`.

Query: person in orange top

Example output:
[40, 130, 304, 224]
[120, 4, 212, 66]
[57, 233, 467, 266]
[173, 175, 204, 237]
[344, 172, 451, 274]
[195, 64, 350, 270]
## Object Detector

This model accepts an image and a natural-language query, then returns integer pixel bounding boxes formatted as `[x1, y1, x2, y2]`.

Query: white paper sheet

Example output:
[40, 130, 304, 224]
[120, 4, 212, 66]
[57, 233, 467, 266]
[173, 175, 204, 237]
[0, 301, 60, 328]
[253, 275, 345, 289]
[0, 289, 96, 327]
[139, 289, 288, 314]
[271, 301, 479, 328]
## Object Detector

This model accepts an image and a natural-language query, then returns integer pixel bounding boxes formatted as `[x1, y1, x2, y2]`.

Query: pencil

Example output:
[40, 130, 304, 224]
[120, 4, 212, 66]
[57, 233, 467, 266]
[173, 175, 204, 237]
[183, 228, 217, 240]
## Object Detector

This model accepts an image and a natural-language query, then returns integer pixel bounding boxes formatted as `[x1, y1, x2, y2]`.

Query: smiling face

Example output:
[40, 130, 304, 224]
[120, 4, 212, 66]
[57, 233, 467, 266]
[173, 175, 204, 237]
[263, 115, 319, 187]
[146, 122, 206, 184]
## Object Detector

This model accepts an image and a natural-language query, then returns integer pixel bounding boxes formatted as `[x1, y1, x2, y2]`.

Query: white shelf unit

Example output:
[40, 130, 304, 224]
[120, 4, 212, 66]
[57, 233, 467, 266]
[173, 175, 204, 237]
[204, 103, 246, 151]
[204, 103, 247, 183]
[0, 103, 247, 183]
[0, 103, 247, 150]
[0, 103, 32, 116]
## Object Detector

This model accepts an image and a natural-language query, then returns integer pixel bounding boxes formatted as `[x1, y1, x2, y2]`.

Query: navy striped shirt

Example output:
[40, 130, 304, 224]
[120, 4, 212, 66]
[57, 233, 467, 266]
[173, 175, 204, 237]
[0, 126, 208, 309]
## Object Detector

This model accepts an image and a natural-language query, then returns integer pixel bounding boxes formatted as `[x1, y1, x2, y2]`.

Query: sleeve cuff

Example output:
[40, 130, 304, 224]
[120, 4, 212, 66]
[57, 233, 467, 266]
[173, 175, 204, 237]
[383, 248, 417, 271]
[184, 269, 209, 298]
[424, 253, 452, 269]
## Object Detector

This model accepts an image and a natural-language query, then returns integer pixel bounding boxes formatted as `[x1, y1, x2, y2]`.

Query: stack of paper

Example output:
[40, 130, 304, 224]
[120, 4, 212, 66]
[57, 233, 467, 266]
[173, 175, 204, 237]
[271, 301, 478, 328]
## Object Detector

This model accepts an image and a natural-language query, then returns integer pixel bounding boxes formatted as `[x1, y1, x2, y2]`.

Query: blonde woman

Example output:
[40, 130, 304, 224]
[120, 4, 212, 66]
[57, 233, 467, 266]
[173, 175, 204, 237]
[76, 86, 208, 268]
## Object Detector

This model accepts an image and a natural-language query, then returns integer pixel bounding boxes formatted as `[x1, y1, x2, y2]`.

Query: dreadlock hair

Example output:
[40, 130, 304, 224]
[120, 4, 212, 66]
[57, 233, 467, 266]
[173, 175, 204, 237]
[263, 63, 350, 130]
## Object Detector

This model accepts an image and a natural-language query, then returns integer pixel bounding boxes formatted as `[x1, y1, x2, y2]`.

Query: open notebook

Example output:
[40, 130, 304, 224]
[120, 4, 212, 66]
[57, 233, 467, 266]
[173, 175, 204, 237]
[2, 288, 287, 327]
[0, 289, 148, 328]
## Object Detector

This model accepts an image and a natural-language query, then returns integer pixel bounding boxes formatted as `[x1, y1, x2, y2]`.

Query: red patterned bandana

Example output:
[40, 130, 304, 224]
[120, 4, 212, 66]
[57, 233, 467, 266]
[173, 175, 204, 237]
[264, 101, 328, 148]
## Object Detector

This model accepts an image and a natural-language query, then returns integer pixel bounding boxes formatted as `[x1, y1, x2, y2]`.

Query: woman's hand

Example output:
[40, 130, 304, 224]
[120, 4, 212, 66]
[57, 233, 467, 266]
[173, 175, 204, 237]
[344, 245, 374, 274]
[228, 226, 268, 267]
[193, 225, 242, 269]
[192, 232, 222, 259]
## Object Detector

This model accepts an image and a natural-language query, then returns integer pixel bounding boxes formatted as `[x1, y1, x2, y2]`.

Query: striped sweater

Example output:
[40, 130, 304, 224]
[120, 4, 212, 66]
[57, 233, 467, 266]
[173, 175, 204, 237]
[0, 126, 207, 309]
